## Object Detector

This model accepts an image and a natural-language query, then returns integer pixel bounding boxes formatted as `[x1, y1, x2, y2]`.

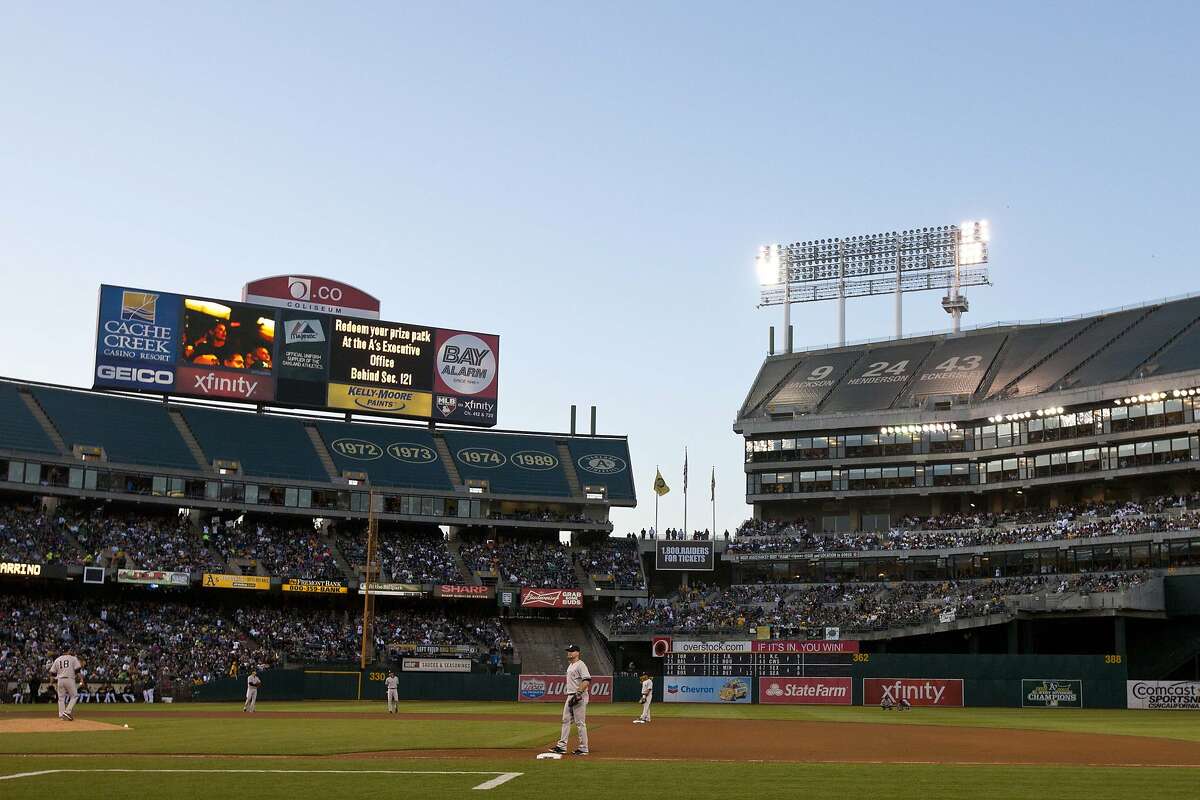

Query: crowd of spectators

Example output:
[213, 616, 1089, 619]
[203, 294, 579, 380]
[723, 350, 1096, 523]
[608, 571, 1151, 635]
[70, 509, 225, 572]
[459, 537, 578, 588]
[375, 608, 512, 653]
[487, 509, 593, 524]
[203, 522, 340, 580]
[576, 539, 644, 589]
[0, 504, 84, 565]
[378, 531, 462, 584]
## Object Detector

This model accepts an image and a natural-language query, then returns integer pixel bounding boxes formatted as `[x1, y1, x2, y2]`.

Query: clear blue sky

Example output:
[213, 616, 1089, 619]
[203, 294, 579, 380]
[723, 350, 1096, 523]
[2, 3, 1198, 535]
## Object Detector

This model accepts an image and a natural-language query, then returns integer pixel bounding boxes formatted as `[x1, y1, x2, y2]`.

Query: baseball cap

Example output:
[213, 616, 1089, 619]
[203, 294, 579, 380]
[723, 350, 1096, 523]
[564, 644, 580, 652]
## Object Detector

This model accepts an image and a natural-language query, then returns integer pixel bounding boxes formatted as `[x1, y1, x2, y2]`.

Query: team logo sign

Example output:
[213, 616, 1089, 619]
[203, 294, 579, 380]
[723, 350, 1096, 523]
[286, 319, 325, 343]
[436, 333, 497, 396]
[577, 454, 626, 475]
[437, 396, 458, 416]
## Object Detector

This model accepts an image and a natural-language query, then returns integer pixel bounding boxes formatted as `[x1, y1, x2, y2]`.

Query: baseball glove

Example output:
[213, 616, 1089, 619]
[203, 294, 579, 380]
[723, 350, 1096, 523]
[568, 693, 581, 708]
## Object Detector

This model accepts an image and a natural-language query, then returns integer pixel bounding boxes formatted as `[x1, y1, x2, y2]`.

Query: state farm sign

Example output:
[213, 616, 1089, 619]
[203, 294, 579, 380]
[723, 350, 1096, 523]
[516, 674, 613, 703]
[863, 678, 964, 707]
[242, 275, 381, 319]
[759, 677, 852, 705]
[520, 588, 584, 609]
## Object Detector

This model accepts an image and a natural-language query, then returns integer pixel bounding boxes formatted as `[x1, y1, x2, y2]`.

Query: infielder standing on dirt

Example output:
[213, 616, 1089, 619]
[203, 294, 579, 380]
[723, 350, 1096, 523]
[50, 649, 83, 721]
[547, 644, 590, 756]
[634, 672, 652, 723]
[243, 669, 261, 712]
[385, 670, 399, 713]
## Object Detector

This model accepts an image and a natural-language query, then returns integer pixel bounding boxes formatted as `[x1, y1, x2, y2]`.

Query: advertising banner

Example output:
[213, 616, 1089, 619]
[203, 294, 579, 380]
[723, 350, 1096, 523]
[282, 578, 347, 594]
[670, 640, 752, 654]
[655, 541, 715, 571]
[1022, 679, 1083, 708]
[1127, 680, 1200, 710]
[435, 584, 494, 600]
[519, 588, 584, 609]
[663, 676, 752, 704]
[242, 275, 381, 319]
[275, 310, 331, 408]
[93, 285, 181, 391]
[863, 678, 964, 707]
[0, 562, 46, 577]
[202, 573, 271, 591]
[401, 658, 472, 673]
[117, 569, 190, 587]
[431, 328, 499, 426]
[516, 675, 614, 703]
[751, 640, 860, 654]
[359, 582, 425, 597]
[759, 677, 853, 705]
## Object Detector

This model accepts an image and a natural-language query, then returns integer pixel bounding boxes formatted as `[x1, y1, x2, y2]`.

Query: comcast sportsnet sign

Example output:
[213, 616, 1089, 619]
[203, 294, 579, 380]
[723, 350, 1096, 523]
[242, 276, 381, 319]
[520, 588, 584, 609]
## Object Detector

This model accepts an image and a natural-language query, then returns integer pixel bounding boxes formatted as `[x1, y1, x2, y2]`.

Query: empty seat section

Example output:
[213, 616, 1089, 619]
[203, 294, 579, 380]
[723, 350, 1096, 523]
[982, 319, 1093, 398]
[1145, 321, 1200, 377]
[1007, 308, 1147, 396]
[1066, 298, 1200, 387]
[441, 432, 570, 496]
[0, 383, 57, 455]
[739, 358, 802, 416]
[897, 332, 1007, 404]
[818, 342, 935, 413]
[564, 438, 635, 502]
[765, 350, 863, 411]
[182, 407, 326, 481]
[316, 421, 451, 490]
[33, 388, 195, 469]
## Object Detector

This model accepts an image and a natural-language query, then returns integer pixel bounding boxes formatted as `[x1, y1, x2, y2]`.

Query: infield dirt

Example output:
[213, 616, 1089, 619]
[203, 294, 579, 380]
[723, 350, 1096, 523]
[0, 718, 128, 734]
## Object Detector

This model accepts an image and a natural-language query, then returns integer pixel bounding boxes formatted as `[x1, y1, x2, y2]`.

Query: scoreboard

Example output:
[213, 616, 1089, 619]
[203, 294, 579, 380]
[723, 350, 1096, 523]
[663, 651, 856, 678]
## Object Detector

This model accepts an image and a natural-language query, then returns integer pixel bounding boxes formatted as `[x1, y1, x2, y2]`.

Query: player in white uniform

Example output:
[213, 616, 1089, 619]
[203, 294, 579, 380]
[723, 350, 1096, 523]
[50, 651, 83, 721]
[547, 644, 591, 756]
[634, 672, 652, 723]
[385, 671, 399, 713]
[243, 669, 261, 712]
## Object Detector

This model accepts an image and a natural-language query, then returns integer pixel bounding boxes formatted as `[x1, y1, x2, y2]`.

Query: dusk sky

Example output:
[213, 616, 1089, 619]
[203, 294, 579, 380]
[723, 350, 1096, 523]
[2, 3, 1198, 534]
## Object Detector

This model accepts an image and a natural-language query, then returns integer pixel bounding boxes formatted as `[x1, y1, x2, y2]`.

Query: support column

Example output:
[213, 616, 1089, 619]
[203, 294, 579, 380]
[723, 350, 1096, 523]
[1114, 616, 1127, 657]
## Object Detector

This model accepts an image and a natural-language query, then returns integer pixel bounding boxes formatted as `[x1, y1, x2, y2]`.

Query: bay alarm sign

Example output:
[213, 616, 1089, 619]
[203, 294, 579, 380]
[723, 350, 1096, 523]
[242, 276, 381, 319]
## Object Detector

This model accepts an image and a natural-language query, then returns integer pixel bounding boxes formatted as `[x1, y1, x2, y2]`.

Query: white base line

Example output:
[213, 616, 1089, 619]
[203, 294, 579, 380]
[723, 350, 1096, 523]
[0, 769, 524, 791]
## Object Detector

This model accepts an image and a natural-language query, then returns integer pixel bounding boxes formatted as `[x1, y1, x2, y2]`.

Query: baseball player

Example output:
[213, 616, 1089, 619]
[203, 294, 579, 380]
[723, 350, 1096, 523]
[243, 669, 261, 712]
[50, 650, 83, 721]
[385, 670, 399, 713]
[634, 672, 652, 723]
[547, 644, 590, 756]
[880, 694, 896, 710]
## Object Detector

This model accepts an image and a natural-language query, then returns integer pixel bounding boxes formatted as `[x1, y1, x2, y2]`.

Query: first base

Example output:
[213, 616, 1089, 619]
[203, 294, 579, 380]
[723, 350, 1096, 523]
[536, 753, 563, 760]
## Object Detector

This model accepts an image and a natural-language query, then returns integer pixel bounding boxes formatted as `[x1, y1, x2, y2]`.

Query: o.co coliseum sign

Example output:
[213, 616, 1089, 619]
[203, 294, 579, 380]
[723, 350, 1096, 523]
[243, 276, 381, 319]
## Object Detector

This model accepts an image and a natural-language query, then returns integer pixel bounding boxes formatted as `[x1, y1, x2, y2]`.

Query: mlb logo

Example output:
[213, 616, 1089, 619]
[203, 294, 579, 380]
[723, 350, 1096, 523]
[437, 396, 457, 416]
[121, 291, 157, 323]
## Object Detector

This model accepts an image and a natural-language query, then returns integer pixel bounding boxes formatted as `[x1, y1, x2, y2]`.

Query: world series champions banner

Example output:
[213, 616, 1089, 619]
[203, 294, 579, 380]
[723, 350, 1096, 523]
[93, 284, 500, 426]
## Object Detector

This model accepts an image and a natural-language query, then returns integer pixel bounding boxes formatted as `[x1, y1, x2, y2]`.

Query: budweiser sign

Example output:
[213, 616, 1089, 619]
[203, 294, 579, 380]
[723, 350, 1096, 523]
[520, 588, 584, 609]
[863, 678, 964, 707]
[435, 585, 494, 599]
[516, 674, 613, 703]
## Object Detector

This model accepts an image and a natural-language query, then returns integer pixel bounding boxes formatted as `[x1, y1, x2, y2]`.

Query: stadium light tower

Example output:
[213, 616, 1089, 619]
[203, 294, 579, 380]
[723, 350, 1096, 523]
[756, 221, 991, 348]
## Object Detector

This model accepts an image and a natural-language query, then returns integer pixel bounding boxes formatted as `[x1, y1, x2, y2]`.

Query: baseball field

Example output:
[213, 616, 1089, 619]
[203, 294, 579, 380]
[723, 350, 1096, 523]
[2, 702, 1199, 799]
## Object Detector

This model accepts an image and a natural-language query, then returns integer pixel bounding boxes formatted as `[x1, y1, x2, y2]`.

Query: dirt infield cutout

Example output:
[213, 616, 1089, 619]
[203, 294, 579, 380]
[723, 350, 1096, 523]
[0, 719, 129, 734]
[0, 769, 523, 791]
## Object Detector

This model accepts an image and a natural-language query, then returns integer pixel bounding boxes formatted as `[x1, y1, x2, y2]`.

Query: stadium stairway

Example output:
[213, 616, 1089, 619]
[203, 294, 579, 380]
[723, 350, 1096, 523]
[445, 538, 480, 585]
[571, 552, 596, 592]
[167, 408, 211, 471]
[506, 618, 614, 675]
[432, 434, 463, 487]
[558, 442, 583, 497]
[303, 423, 340, 481]
[18, 389, 66, 453]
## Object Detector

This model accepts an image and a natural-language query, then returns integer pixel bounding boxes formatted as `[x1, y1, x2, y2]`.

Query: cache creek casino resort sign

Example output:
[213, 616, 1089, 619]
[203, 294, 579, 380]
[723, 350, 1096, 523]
[92, 283, 500, 426]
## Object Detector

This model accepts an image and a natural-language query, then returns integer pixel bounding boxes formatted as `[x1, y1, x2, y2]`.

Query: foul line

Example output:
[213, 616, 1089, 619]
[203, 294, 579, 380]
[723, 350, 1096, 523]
[0, 768, 523, 791]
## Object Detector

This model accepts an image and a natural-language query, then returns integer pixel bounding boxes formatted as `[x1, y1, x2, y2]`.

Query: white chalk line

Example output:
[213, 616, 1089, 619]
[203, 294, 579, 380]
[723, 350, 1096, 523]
[0, 768, 523, 791]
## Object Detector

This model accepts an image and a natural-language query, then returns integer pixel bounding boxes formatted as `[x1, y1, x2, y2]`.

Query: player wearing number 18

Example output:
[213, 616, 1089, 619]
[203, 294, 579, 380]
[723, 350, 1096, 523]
[547, 644, 591, 756]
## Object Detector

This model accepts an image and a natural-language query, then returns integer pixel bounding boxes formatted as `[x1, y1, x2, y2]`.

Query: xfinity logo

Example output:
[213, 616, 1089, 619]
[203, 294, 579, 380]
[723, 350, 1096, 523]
[193, 373, 260, 398]
[879, 681, 945, 704]
[97, 364, 173, 386]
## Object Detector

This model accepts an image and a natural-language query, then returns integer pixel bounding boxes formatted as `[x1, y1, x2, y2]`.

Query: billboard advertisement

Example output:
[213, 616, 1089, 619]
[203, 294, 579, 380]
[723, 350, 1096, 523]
[654, 541, 715, 571]
[520, 588, 584, 609]
[663, 676, 752, 704]
[281, 578, 347, 594]
[863, 678, 964, 707]
[1021, 679, 1083, 708]
[759, 677, 853, 705]
[435, 584, 494, 600]
[201, 573, 271, 591]
[1127, 681, 1200, 710]
[401, 658, 472, 673]
[116, 569, 190, 587]
[751, 640, 859, 654]
[93, 284, 499, 426]
[242, 275, 381, 319]
[517, 675, 614, 703]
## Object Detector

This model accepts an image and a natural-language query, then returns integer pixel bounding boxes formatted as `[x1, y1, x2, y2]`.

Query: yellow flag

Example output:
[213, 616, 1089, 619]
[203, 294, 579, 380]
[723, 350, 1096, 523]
[653, 468, 670, 496]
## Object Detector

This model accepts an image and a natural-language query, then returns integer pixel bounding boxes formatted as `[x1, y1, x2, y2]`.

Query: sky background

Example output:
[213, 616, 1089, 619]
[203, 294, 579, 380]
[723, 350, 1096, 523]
[2, 2, 1198, 536]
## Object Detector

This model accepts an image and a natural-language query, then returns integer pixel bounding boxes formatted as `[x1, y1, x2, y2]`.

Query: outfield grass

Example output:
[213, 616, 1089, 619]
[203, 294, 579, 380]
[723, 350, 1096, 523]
[2, 703, 1198, 799]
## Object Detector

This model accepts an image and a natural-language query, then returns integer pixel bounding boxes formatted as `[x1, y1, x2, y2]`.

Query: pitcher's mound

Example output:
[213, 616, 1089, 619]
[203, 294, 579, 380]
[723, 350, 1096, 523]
[0, 718, 129, 734]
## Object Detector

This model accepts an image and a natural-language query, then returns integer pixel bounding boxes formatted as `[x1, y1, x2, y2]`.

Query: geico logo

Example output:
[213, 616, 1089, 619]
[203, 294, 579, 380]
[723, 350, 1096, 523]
[97, 365, 172, 385]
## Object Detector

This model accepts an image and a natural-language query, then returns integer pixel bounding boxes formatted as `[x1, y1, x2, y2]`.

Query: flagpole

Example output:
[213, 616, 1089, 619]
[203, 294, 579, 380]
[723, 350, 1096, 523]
[683, 448, 688, 538]
[711, 467, 716, 538]
[654, 465, 659, 536]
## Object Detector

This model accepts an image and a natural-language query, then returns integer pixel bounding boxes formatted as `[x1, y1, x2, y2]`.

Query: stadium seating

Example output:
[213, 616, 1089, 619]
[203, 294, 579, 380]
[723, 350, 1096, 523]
[315, 421, 451, 490]
[441, 431, 570, 496]
[1066, 298, 1200, 387]
[182, 407, 328, 482]
[0, 382, 57, 455]
[33, 387, 197, 470]
[981, 318, 1094, 399]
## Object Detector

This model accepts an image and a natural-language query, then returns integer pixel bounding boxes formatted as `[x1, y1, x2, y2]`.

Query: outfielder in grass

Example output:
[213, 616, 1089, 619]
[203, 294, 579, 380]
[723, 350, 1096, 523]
[547, 644, 590, 756]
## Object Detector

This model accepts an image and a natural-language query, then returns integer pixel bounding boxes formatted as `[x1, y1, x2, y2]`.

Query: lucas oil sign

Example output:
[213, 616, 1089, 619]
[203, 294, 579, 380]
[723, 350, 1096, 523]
[516, 675, 613, 703]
